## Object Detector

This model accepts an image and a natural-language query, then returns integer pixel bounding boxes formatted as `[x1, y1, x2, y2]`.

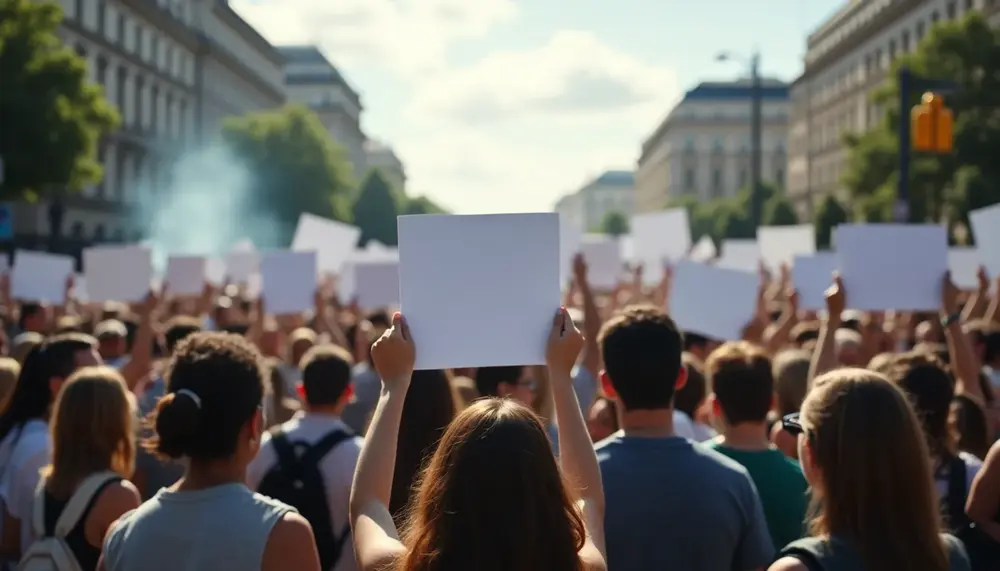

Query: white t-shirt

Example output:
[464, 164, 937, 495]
[0, 419, 51, 554]
[247, 412, 363, 571]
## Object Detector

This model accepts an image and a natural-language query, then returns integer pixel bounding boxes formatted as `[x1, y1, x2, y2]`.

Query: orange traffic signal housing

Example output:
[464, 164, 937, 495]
[911, 92, 953, 153]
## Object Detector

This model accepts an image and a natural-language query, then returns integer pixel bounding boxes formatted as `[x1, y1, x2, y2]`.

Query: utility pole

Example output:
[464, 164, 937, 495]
[749, 51, 763, 228]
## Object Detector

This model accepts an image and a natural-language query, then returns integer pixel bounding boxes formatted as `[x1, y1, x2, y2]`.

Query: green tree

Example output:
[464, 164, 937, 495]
[0, 0, 119, 201]
[762, 195, 799, 226]
[401, 194, 448, 215]
[599, 210, 630, 236]
[222, 105, 353, 245]
[813, 194, 848, 250]
[352, 169, 399, 246]
[842, 13, 1000, 222]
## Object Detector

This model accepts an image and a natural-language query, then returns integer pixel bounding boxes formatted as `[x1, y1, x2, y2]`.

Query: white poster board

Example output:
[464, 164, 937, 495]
[970, 203, 1000, 279]
[342, 260, 400, 310]
[717, 239, 760, 272]
[165, 256, 207, 296]
[630, 208, 691, 283]
[291, 213, 361, 275]
[558, 215, 583, 287]
[948, 247, 981, 291]
[792, 252, 838, 310]
[669, 260, 758, 341]
[758, 224, 816, 270]
[397, 213, 560, 370]
[836, 224, 947, 310]
[83, 246, 153, 303]
[580, 234, 622, 290]
[12, 250, 74, 303]
[260, 250, 317, 315]
[224, 250, 259, 284]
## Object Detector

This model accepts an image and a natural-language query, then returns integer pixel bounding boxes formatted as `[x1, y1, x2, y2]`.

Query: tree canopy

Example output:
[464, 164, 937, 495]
[762, 194, 799, 226]
[813, 194, 849, 250]
[841, 13, 1000, 228]
[352, 169, 399, 246]
[0, 0, 119, 201]
[401, 194, 448, 215]
[221, 105, 353, 245]
[667, 181, 783, 246]
[599, 210, 630, 236]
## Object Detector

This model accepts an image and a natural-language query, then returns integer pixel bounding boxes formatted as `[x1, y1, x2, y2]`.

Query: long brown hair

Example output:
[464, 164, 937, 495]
[399, 398, 585, 571]
[802, 369, 949, 571]
[43, 366, 135, 497]
[390, 369, 458, 522]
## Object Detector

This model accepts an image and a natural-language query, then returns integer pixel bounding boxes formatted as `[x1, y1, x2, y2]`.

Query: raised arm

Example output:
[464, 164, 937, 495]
[349, 313, 412, 571]
[942, 272, 986, 405]
[809, 275, 844, 385]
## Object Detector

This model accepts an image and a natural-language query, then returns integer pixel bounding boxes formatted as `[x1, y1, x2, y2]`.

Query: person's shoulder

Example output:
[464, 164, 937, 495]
[251, 489, 300, 515]
[940, 533, 971, 570]
[958, 451, 984, 470]
[593, 432, 624, 454]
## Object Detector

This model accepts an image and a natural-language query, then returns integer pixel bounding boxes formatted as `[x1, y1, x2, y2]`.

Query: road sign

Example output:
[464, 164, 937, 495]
[0, 205, 13, 241]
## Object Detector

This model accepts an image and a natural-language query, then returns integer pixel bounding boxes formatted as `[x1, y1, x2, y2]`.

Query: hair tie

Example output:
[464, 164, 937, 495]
[176, 389, 202, 409]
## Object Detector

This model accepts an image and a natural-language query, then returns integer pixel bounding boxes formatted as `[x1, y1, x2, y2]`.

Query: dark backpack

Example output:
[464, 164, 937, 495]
[945, 455, 1000, 571]
[258, 427, 355, 571]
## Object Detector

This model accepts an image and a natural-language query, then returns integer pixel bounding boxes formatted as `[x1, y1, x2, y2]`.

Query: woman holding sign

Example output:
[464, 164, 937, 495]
[350, 310, 607, 571]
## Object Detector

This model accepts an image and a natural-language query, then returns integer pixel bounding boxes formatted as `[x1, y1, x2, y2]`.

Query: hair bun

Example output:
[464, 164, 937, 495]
[153, 391, 201, 459]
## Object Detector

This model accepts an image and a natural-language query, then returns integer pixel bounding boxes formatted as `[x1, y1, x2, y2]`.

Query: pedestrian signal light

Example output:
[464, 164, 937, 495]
[911, 92, 953, 153]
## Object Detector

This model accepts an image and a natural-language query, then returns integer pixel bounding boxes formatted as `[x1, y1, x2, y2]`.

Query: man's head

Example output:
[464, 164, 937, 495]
[299, 344, 354, 411]
[834, 328, 864, 367]
[474, 365, 534, 404]
[163, 316, 203, 356]
[288, 328, 317, 368]
[33, 333, 101, 408]
[18, 303, 48, 334]
[94, 319, 128, 360]
[706, 341, 774, 426]
[886, 350, 954, 458]
[599, 305, 685, 412]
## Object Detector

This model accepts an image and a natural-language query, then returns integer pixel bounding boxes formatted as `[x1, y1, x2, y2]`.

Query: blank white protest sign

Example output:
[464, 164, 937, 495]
[12, 250, 74, 303]
[631, 208, 691, 283]
[580, 234, 622, 290]
[291, 213, 361, 275]
[792, 253, 838, 310]
[669, 260, 758, 341]
[84, 246, 153, 303]
[260, 251, 317, 315]
[398, 213, 560, 370]
[970, 203, 1000, 278]
[165, 256, 207, 296]
[343, 260, 400, 310]
[558, 215, 582, 287]
[717, 239, 760, 272]
[948, 247, 981, 290]
[224, 251, 259, 284]
[836, 224, 947, 311]
[758, 224, 816, 270]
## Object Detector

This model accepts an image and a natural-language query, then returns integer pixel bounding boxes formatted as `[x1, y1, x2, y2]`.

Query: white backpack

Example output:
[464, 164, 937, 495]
[18, 472, 118, 571]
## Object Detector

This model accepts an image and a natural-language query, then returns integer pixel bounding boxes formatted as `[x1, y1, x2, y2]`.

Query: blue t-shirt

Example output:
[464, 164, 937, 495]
[596, 434, 774, 571]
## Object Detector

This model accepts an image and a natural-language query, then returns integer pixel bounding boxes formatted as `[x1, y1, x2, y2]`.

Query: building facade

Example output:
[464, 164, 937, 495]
[279, 46, 368, 184]
[635, 80, 790, 213]
[364, 139, 406, 191]
[786, 0, 998, 218]
[554, 170, 636, 233]
[11, 0, 285, 261]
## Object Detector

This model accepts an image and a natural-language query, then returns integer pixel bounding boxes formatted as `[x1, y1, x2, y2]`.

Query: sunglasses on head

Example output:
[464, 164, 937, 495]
[781, 412, 805, 436]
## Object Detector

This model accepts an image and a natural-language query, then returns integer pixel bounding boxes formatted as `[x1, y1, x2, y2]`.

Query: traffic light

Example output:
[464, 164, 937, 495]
[911, 92, 953, 153]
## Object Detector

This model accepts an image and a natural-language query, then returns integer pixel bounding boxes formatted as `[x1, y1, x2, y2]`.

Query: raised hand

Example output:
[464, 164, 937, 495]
[371, 312, 415, 388]
[545, 307, 584, 378]
[825, 273, 845, 319]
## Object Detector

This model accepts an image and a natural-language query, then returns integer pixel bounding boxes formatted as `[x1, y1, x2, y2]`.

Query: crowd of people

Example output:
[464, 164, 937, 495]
[0, 251, 997, 571]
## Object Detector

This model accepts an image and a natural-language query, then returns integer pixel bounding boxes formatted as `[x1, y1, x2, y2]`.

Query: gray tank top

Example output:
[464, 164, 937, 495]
[101, 483, 295, 571]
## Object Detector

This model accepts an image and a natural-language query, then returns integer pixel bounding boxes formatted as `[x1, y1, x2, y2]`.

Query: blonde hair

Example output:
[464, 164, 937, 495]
[42, 366, 136, 497]
[0, 358, 20, 414]
[802, 368, 949, 571]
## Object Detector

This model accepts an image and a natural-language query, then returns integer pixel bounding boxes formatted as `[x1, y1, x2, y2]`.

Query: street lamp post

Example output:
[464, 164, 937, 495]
[718, 50, 764, 228]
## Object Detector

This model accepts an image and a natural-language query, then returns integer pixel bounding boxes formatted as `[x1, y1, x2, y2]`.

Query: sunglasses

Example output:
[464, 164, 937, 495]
[781, 412, 805, 436]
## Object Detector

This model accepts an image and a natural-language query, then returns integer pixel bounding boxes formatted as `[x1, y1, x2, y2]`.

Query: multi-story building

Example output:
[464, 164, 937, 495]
[192, 0, 285, 136]
[364, 139, 406, 191]
[278, 45, 368, 184]
[554, 170, 636, 233]
[635, 80, 790, 213]
[11, 0, 285, 260]
[786, 0, 998, 218]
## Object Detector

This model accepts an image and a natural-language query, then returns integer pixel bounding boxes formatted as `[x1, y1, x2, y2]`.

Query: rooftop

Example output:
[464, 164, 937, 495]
[590, 170, 635, 187]
[682, 79, 790, 102]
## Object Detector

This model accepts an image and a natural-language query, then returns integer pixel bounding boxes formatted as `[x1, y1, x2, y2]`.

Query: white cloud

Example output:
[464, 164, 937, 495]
[407, 31, 679, 124]
[230, 0, 517, 76]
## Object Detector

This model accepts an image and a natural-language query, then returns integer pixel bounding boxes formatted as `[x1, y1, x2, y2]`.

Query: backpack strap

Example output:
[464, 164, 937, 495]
[35, 471, 120, 539]
[300, 428, 356, 468]
[268, 428, 303, 476]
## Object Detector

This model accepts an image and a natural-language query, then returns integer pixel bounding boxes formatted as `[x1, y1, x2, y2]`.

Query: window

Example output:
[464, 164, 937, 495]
[739, 169, 748, 188]
[888, 39, 897, 59]
[178, 100, 187, 137]
[135, 76, 144, 129]
[684, 136, 696, 151]
[94, 224, 106, 242]
[97, 0, 106, 34]
[931, 11, 940, 23]
[150, 86, 159, 133]
[683, 168, 695, 190]
[133, 25, 141, 55]
[96, 56, 108, 89]
[917, 21, 925, 38]
[902, 31, 910, 52]
[165, 93, 173, 137]
[117, 14, 125, 45]
[165, 45, 173, 76]
[965, 0, 973, 11]
[712, 138, 724, 153]
[947, 1, 956, 19]
[711, 169, 723, 197]
[97, 145, 107, 196]
[775, 168, 785, 186]
[152, 35, 159, 67]
[75, 44, 86, 58]
[115, 149, 126, 200]
[116, 66, 126, 112]
[75, 0, 83, 21]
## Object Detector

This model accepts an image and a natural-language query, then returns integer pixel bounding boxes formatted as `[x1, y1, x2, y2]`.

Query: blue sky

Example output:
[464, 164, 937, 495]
[232, 0, 845, 213]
